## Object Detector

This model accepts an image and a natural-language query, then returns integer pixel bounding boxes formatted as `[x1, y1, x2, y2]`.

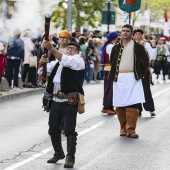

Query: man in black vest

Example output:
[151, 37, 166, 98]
[41, 40, 85, 168]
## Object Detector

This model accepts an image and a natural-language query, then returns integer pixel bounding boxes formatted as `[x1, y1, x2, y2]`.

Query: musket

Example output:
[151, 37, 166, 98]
[40, 14, 51, 86]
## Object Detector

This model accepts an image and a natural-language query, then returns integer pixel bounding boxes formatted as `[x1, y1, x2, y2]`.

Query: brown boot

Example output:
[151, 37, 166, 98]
[47, 134, 65, 163]
[116, 107, 127, 136]
[126, 108, 139, 138]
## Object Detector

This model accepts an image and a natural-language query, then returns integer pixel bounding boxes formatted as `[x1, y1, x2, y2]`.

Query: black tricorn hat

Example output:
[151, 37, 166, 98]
[133, 29, 144, 35]
[66, 41, 80, 50]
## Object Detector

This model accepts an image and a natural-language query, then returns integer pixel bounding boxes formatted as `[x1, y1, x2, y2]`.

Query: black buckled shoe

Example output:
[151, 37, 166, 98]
[47, 154, 65, 163]
[64, 156, 75, 168]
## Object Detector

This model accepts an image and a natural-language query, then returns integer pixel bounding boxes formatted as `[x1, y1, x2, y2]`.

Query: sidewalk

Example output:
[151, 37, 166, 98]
[0, 87, 45, 103]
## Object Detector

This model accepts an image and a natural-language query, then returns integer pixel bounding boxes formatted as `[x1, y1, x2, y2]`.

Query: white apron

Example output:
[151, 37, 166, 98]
[113, 72, 145, 107]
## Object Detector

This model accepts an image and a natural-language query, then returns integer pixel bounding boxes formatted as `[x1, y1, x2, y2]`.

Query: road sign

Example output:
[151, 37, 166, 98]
[102, 1, 115, 25]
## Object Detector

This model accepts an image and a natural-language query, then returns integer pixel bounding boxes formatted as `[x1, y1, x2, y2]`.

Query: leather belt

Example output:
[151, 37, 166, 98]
[53, 92, 68, 99]
[7, 56, 21, 60]
[119, 70, 134, 73]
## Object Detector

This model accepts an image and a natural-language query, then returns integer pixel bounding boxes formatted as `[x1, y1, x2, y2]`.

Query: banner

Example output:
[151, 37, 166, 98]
[119, 0, 141, 13]
[115, 8, 129, 27]
[134, 9, 150, 27]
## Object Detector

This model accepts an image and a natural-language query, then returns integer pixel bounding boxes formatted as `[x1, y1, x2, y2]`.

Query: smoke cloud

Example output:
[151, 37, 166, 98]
[0, 0, 59, 43]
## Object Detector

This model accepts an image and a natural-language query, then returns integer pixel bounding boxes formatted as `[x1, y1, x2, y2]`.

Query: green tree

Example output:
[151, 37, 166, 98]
[51, 0, 170, 30]
[51, 0, 118, 30]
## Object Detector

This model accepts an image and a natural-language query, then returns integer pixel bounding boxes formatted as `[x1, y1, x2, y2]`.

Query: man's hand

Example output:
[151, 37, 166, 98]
[39, 57, 48, 64]
[4, 43, 8, 48]
[43, 40, 53, 51]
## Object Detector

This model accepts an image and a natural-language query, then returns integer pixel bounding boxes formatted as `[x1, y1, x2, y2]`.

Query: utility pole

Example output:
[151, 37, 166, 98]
[147, 0, 151, 35]
[67, 0, 72, 31]
[107, 0, 110, 33]
[1, 0, 8, 28]
[102, 0, 115, 33]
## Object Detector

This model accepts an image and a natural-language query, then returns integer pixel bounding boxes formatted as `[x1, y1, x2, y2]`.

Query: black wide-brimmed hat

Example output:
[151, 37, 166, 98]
[66, 41, 80, 50]
[133, 29, 144, 35]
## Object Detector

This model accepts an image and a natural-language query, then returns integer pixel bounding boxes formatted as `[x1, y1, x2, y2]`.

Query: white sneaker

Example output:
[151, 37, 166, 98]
[154, 79, 158, 84]
[158, 80, 163, 84]
[9, 87, 13, 90]
[165, 79, 170, 84]
[89, 80, 96, 84]
[13, 86, 20, 90]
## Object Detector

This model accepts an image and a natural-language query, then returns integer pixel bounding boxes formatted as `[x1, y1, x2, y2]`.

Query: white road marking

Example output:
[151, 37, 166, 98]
[3, 87, 170, 170]
[78, 121, 105, 137]
[3, 121, 105, 170]
[156, 106, 170, 118]
[152, 87, 170, 98]
[3, 147, 53, 170]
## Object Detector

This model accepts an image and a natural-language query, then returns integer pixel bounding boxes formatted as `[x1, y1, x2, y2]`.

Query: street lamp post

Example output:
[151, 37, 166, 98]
[1, 0, 8, 28]
[67, 0, 72, 32]
[107, 0, 110, 32]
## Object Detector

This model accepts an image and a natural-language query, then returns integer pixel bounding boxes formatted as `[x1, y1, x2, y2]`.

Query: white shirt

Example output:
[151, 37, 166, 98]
[47, 53, 85, 75]
[119, 40, 134, 71]
[106, 44, 114, 59]
[144, 42, 157, 61]
[166, 41, 170, 52]
[47, 53, 85, 102]
[0, 42, 4, 54]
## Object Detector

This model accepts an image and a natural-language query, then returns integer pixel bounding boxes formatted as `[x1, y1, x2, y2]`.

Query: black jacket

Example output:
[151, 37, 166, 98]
[108, 40, 149, 82]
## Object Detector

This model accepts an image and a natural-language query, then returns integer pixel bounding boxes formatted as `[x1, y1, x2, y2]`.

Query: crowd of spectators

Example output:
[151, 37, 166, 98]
[1, 27, 170, 93]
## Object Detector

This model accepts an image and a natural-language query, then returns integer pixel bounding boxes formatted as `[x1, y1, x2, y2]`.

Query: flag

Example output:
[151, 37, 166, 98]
[126, 0, 136, 5]
[164, 9, 170, 41]
[119, 0, 141, 13]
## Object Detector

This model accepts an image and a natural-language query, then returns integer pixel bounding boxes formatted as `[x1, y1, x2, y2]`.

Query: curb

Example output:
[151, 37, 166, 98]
[0, 88, 45, 103]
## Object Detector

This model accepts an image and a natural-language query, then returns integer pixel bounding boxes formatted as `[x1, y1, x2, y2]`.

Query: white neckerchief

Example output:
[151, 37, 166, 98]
[53, 62, 63, 94]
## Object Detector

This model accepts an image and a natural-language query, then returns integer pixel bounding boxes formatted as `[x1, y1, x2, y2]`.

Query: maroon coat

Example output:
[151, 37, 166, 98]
[0, 54, 7, 76]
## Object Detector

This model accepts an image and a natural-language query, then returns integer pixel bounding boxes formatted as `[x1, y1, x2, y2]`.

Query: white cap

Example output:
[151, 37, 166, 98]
[160, 37, 165, 40]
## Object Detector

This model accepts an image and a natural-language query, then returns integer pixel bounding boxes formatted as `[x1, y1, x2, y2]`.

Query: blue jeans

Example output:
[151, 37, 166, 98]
[86, 65, 94, 82]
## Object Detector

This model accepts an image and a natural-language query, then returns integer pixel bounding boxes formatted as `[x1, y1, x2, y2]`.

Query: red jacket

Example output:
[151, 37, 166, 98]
[0, 54, 7, 76]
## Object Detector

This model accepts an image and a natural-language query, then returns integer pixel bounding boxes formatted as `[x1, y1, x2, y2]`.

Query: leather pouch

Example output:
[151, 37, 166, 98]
[77, 93, 85, 114]
[42, 91, 53, 112]
[68, 92, 78, 105]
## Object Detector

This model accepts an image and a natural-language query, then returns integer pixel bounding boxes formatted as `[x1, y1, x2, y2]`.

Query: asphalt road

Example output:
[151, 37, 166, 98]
[0, 79, 170, 170]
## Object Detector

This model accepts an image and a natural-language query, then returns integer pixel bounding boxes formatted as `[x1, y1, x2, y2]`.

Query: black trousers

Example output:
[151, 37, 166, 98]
[138, 71, 155, 112]
[103, 71, 113, 109]
[6, 59, 20, 87]
[154, 59, 168, 76]
[22, 64, 36, 85]
[167, 62, 170, 78]
[48, 101, 77, 136]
